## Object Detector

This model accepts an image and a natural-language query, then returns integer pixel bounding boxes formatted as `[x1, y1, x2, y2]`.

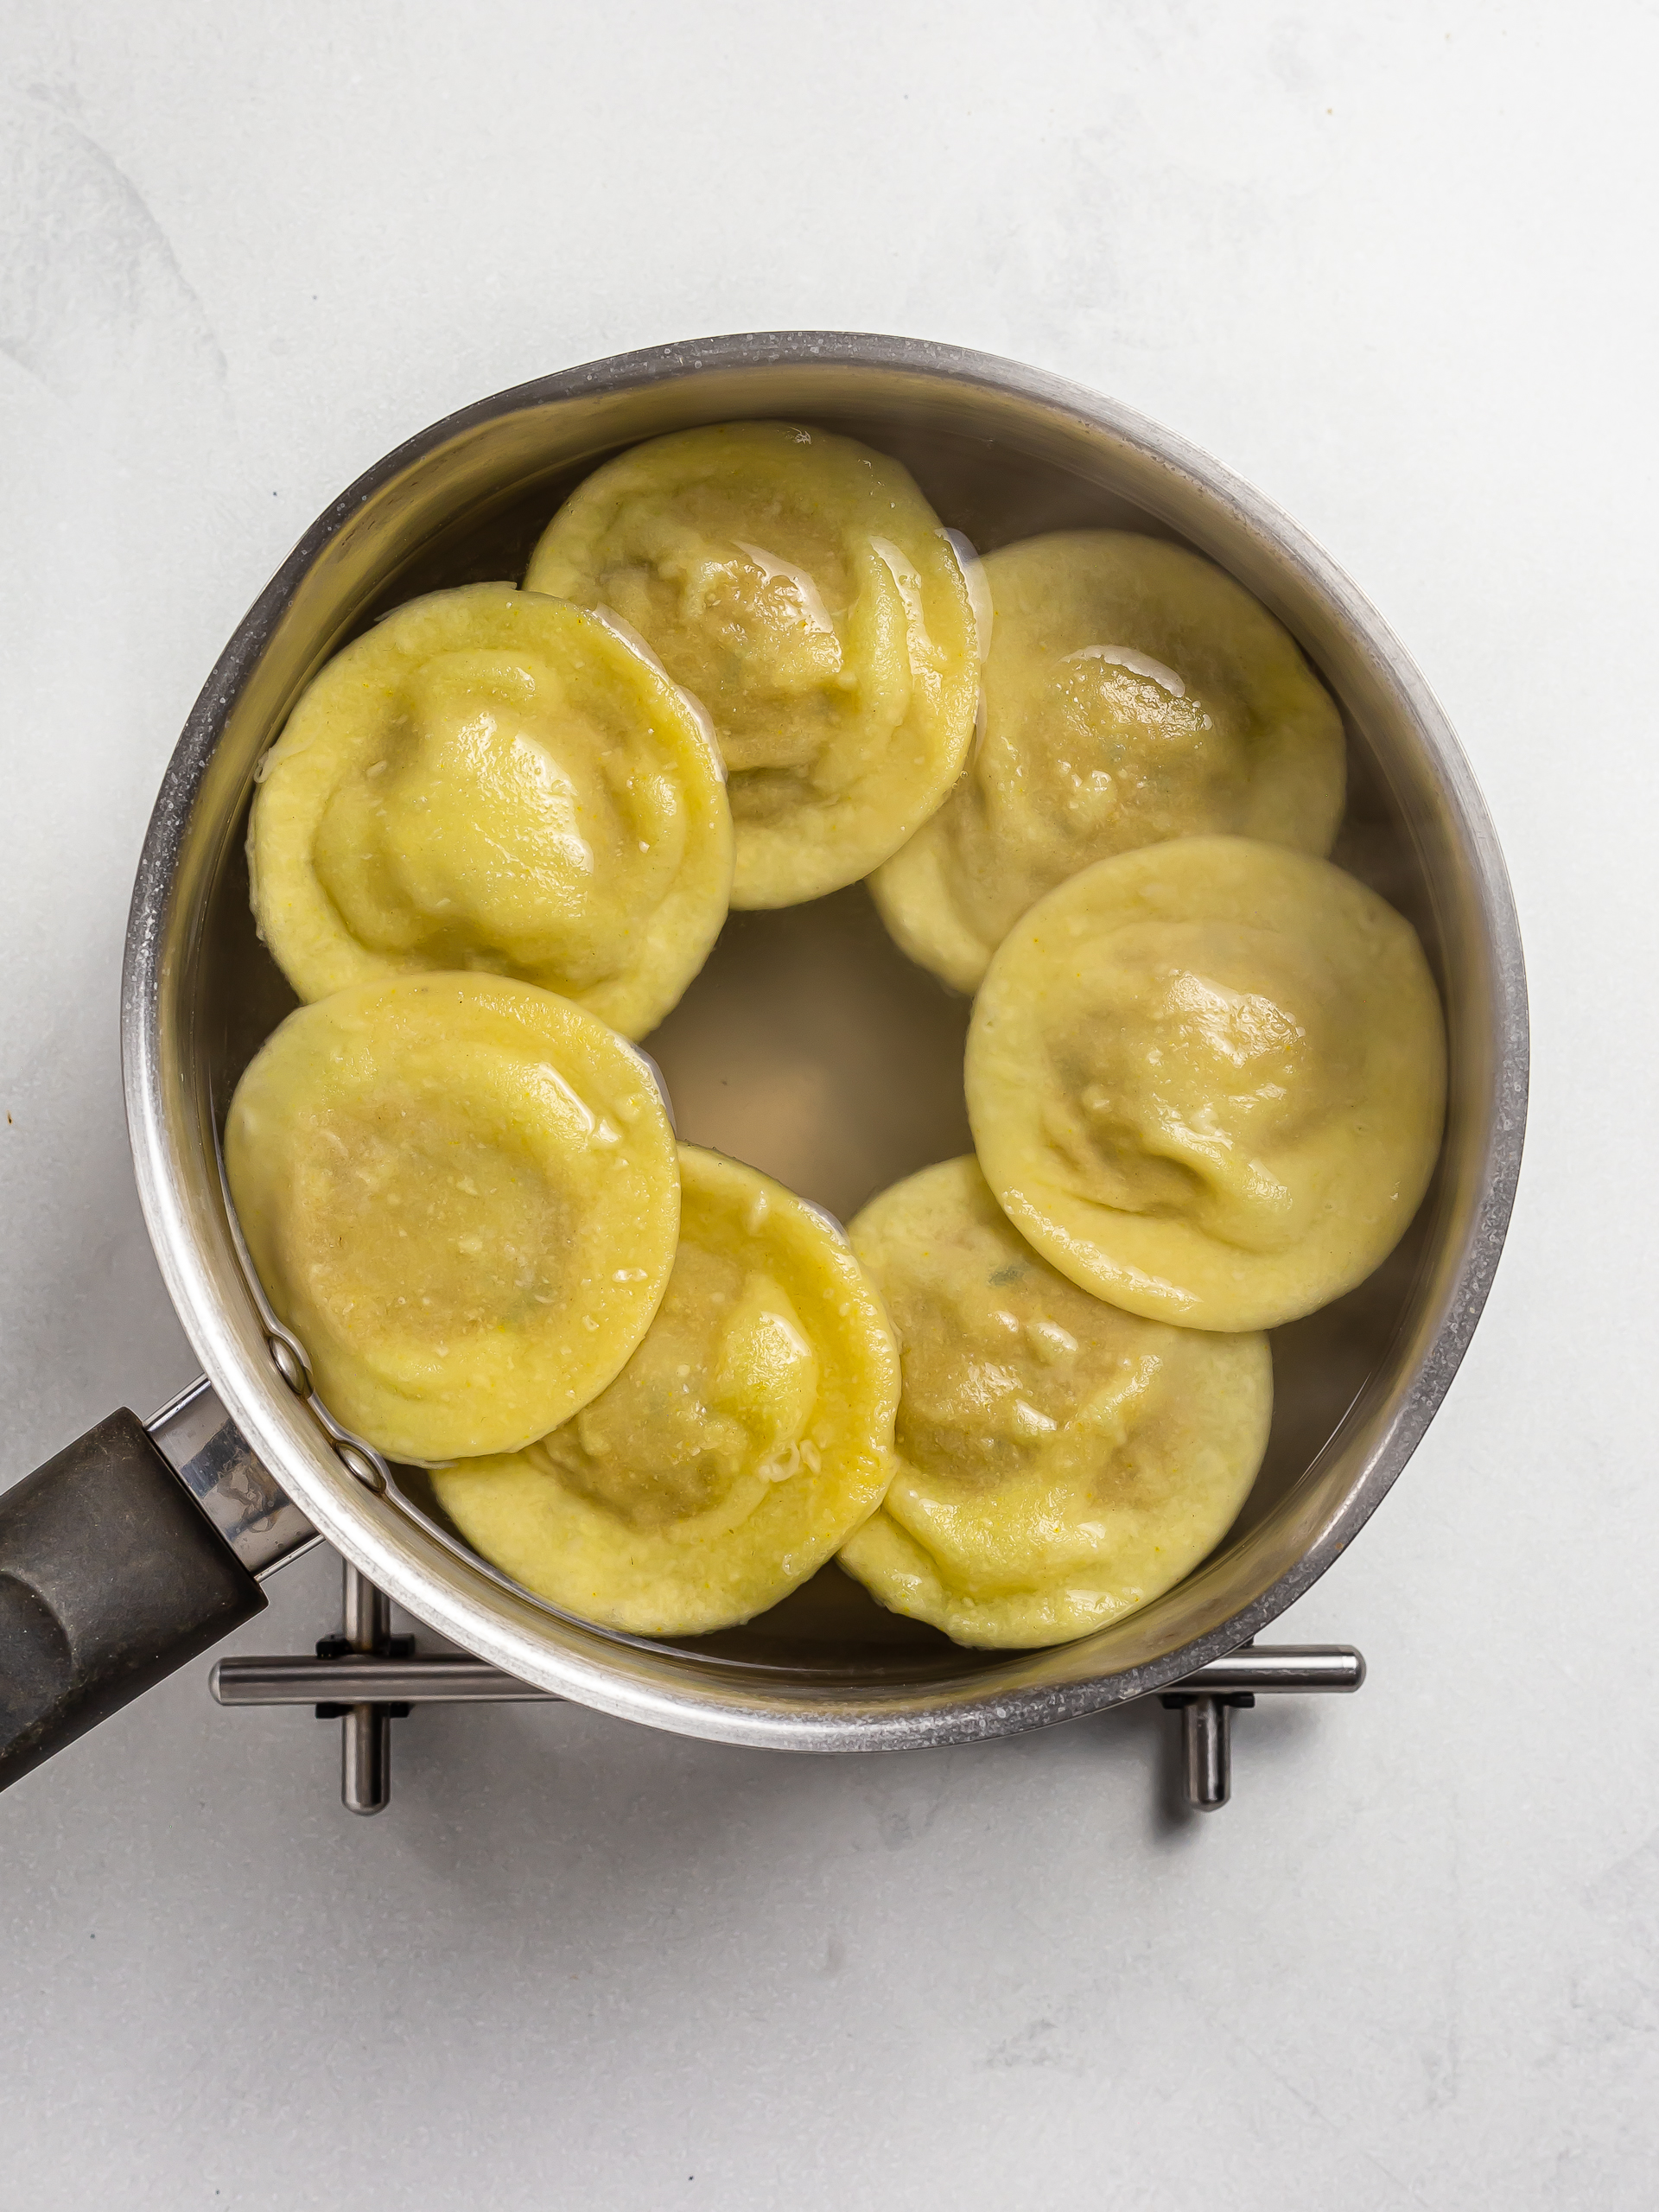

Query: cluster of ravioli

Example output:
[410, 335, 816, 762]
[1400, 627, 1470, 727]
[226, 420, 1446, 1654]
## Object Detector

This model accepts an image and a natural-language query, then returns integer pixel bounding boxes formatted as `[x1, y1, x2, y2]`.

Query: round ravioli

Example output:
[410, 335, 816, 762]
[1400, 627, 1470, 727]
[872, 531, 1345, 989]
[430, 1147, 899, 1637]
[225, 973, 679, 1462]
[248, 582, 732, 1039]
[966, 837, 1446, 1332]
[524, 422, 980, 909]
[840, 1159, 1271, 1648]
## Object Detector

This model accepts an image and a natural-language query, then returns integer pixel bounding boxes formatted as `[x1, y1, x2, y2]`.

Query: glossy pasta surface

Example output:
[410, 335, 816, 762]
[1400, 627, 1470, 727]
[839, 1158, 1271, 1647]
[873, 531, 1344, 988]
[966, 838, 1446, 1332]
[526, 423, 979, 907]
[249, 583, 732, 1039]
[432, 1147, 900, 1636]
[226, 973, 680, 1461]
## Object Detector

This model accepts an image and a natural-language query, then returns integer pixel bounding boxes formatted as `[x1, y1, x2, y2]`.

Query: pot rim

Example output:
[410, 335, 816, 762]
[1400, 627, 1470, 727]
[122, 331, 1529, 1751]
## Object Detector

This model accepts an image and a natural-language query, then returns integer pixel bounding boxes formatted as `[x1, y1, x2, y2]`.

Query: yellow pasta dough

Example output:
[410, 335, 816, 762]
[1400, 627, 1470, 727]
[872, 531, 1345, 989]
[839, 1158, 1271, 1648]
[225, 973, 680, 1462]
[966, 837, 1446, 1332]
[248, 582, 732, 1039]
[524, 422, 980, 908]
[431, 1147, 899, 1637]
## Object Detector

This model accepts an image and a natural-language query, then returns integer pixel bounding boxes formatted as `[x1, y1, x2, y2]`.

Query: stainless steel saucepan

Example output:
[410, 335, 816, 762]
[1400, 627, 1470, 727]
[0, 333, 1528, 1795]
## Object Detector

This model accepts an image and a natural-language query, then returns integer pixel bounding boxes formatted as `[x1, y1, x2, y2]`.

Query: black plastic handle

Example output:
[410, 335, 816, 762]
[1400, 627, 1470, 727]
[0, 1409, 266, 1794]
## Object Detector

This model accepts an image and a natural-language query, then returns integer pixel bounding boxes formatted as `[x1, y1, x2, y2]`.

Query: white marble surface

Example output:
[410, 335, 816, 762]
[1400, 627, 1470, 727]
[2, 3, 1656, 2203]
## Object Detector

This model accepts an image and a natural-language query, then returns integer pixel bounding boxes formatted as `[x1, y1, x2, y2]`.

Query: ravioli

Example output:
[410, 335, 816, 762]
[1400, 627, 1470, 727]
[524, 422, 980, 908]
[225, 973, 680, 1462]
[872, 531, 1345, 989]
[248, 583, 732, 1039]
[966, 837, 1446, 1332]
[838, 1158, 1271, 1648]
[431, 1147, 899, 1637]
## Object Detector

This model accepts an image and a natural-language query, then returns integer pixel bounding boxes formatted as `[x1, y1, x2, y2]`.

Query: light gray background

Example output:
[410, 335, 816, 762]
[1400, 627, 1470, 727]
[1, 3, 1654, 2205]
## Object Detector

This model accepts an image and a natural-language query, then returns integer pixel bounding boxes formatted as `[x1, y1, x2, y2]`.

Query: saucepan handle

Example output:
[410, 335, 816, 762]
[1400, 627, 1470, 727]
[0, 1408, 270, 1793]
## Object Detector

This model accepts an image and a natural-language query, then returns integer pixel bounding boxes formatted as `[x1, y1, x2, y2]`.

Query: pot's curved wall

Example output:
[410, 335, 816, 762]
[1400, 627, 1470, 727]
[124, 336, 1528, 1749]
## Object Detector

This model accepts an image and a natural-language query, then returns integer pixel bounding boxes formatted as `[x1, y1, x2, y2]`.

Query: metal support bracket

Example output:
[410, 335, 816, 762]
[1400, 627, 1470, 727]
[1160, 1689, 1256, 1810]
[300, 1560, 410, 1813]
[212, 1566, 1363, 1814]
